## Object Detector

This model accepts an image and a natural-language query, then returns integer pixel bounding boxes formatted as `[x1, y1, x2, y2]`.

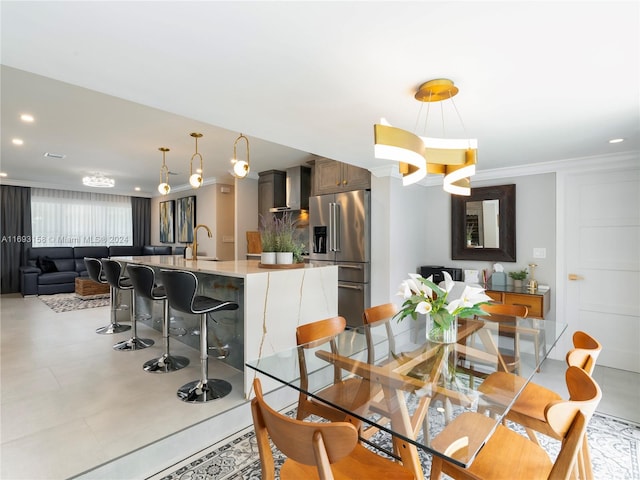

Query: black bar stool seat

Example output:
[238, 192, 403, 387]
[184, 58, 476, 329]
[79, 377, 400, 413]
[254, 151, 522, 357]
[160, 269, 238, 403]
[85, 257, 131, 335]
[102, 259, 154, 351]
[126, 264, 189, 373]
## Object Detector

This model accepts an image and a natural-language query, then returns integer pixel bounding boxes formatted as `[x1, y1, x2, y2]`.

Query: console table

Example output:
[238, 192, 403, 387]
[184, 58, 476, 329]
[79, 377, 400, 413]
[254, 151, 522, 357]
[484, 284, 550, 319]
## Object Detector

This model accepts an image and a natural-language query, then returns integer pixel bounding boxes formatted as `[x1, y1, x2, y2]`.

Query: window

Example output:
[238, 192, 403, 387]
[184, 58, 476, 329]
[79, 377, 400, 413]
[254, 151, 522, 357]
[31, 188, 132, 247]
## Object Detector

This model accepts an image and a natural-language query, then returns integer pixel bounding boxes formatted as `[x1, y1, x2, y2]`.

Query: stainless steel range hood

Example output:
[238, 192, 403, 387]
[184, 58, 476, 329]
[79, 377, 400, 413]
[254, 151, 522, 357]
[269, 166, 311, 212]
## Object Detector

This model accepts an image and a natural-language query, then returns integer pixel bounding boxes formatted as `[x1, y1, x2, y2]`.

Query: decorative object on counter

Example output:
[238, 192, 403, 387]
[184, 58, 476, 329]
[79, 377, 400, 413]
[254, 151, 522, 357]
[188, 132, 204, 188]
[490, 263, 506, 286]
[259, 212, 303, 265]
[176, 195, 196, 243]
[508, 268, 528, 288]
[157, 147, 171, 195]
[395, 271, 491, 343]
[230, 133, 250, 178]
[159, 200, 175, 243]
[527, 263, 538, 292]
[373, 78, 477, 194]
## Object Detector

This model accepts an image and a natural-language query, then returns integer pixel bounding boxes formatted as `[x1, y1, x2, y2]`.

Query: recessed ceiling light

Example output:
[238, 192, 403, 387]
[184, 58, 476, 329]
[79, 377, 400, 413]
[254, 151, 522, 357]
[0, 172, 7, 177]
[609, 138, 624, 144]
[134, 187, 141, 191]
[20, 114, 34, 123]
[12, 138, 24, 145]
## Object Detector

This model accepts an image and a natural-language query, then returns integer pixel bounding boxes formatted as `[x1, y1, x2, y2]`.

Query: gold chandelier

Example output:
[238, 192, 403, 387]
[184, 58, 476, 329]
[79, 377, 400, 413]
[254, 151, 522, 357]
[157, 147, 171, 195]
[231, 133, 250, 178]
[189, 132, 204, 189]
[373, 78, 477, 195]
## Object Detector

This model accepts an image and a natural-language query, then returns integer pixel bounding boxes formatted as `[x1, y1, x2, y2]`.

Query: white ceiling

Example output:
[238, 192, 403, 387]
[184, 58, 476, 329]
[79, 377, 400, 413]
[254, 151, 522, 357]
[1, 1, 638, 197]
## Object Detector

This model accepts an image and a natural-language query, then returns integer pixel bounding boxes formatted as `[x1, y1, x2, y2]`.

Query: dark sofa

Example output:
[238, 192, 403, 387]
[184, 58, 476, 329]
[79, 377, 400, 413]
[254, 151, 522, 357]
[20, 245, 173, 296]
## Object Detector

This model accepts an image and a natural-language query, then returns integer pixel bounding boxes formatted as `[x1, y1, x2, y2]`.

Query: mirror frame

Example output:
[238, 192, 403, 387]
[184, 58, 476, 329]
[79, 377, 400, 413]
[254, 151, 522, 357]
[451, 184, 516, 261]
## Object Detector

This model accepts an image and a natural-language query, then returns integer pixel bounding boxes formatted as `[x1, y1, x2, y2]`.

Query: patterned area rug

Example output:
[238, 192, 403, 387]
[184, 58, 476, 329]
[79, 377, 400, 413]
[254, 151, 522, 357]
[39, 293, 110, 313]
[151, 411, 640, 480]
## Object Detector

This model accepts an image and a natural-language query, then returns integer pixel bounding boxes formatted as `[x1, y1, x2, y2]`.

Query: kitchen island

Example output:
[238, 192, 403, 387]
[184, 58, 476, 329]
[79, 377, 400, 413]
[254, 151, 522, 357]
[113, 256, 338, 396]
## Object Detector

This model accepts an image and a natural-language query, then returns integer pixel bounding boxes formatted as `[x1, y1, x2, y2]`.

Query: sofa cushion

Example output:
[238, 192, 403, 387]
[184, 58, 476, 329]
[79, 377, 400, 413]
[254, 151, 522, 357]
[143, 245, 172, 255]
[38, 271, 78, 285]
[27, 247, 74, 262]
[109, 246, 143, 256]
[37, 256, 58, 273]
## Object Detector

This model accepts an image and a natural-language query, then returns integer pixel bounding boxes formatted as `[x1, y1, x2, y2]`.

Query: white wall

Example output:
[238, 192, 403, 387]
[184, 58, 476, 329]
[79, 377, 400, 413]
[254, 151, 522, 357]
[234, 177, 259, 260]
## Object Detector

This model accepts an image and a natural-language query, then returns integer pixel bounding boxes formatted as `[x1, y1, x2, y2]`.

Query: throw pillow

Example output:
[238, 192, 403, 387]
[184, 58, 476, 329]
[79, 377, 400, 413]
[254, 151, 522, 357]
[38, 256, 58, 273]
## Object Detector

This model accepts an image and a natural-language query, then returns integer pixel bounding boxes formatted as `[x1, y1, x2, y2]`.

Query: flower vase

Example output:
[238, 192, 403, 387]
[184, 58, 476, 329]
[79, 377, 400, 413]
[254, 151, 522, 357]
[260, 252, 276, 265]
[276, 252, 293, 264]
[426, 313, 458, 344]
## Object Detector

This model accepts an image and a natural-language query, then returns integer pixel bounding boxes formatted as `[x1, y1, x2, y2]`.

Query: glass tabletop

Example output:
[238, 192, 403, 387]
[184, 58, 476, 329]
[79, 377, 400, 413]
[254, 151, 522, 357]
[246, 315, 567, 478]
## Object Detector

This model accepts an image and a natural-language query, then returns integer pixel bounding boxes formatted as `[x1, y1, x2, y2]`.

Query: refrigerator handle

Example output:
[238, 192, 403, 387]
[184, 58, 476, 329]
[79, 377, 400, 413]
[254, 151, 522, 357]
[333, 202, 341, 252]
[328, 202, 334, 252]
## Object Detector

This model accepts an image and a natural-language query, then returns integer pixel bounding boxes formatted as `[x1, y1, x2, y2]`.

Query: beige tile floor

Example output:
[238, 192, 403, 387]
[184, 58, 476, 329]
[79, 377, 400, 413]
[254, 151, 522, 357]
[1, 293, 638, 479]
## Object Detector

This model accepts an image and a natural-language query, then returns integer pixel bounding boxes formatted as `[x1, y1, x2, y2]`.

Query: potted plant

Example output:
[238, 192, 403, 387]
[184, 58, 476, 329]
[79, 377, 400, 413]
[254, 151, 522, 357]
[259, 214, 277, 264]
[508, 269, 528, 288]
[274, 212, 298, 264]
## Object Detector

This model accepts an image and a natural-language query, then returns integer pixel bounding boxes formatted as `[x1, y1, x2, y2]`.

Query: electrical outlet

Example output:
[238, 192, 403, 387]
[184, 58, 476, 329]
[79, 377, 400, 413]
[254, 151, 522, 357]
[533, 247, 546, 259]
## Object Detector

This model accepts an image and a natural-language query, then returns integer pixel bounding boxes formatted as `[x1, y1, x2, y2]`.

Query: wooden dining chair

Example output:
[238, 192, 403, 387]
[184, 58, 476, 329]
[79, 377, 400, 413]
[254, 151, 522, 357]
[478, 330, 603, 479]
[430, 366, 602, 480]
[295, 316, 372, 427]
[251, 378, 416, 480]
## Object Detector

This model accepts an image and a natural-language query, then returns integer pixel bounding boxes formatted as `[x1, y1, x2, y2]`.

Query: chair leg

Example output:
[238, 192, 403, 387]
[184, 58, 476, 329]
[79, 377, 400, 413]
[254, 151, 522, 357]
[177, 312, 232, 403]
[114, 290, 154, 351]
[143, 298, 189, 373]
[95, 286, 131, 334]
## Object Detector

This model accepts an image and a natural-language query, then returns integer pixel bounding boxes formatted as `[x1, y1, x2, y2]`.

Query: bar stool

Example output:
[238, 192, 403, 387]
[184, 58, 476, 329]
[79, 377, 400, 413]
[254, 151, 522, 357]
[85, 257, 131, 335]
[160, 269, 238, 403]
[102, 259, 154, 351]
[126, 264, 189, 373]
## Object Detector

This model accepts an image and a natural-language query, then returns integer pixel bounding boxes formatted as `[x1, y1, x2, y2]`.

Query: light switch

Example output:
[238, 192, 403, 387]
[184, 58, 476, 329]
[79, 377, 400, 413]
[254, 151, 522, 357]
[533, 247, 546, 259]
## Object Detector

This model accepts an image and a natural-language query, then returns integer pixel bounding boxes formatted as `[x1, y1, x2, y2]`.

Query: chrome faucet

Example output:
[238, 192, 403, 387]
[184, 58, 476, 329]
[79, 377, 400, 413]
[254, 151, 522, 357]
[191, 224, 212, 259]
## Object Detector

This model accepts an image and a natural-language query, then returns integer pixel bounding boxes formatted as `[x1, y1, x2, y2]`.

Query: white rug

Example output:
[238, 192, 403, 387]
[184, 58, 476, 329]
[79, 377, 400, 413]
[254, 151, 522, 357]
[150, 411, 640, 480]
[39, 292, 109, 313]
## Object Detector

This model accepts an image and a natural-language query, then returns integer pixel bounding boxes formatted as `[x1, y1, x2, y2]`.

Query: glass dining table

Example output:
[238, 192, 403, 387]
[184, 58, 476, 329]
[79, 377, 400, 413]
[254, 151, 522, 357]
[246, 314, 567, 480]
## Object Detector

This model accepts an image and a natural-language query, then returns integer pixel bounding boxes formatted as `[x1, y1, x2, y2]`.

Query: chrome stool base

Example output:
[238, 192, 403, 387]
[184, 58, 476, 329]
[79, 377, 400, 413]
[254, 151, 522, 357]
[177, 379, 232, 403]
[96, 323, 131, 335]
[113, 337, 154, 351]
[143, 354, 190, 373]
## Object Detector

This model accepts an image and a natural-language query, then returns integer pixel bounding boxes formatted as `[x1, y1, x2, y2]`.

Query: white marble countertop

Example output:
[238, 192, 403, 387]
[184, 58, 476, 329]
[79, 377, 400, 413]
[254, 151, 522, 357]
[112, 255, 321, 279]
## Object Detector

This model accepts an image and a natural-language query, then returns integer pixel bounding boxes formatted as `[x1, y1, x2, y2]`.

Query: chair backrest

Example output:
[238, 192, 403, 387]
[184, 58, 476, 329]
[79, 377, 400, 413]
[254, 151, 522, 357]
[84, 257, 104, 284]
[101, 259, 125, 289]
[566, 331, 602, 375]
[296, 316, 347, 388]
[362, 303, 398, 364]
[251, 378, 359, 480]
[544, 366, 602, 440]
[159, 269, 197, 315]
[126, 264, 161, 301]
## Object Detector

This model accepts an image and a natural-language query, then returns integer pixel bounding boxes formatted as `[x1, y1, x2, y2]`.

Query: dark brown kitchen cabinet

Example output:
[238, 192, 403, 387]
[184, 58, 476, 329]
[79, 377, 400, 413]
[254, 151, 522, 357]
[313, 158, 370, 195]
[258, 170, 286, 221]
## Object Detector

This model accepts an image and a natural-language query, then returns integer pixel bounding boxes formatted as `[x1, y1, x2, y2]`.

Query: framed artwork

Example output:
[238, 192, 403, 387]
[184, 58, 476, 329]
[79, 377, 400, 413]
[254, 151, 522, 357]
[159, 200, 175, 243]
[177, 196, 196, 243]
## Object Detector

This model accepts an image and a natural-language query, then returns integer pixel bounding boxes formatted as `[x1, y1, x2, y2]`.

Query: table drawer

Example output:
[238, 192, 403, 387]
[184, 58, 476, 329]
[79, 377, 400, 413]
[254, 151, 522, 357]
[486, 290, 504, 303]
[503, 293, 544, 318]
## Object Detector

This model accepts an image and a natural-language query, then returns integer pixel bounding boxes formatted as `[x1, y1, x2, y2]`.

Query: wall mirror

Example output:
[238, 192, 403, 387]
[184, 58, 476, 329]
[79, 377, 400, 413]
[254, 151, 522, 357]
[451, 184, 516, 261]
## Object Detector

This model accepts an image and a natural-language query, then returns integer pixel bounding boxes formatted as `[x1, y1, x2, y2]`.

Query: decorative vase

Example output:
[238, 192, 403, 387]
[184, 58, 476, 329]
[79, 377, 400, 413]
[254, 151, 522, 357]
[261, 252, 276, 265]
[276, 252, 293, 265]
[513, 279, 523, 288]
[426, 313, 458, 344]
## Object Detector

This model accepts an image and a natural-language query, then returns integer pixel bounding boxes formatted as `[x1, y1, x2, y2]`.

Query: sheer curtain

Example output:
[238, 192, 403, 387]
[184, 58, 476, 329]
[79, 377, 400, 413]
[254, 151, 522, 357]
[31, 188, 132, 247]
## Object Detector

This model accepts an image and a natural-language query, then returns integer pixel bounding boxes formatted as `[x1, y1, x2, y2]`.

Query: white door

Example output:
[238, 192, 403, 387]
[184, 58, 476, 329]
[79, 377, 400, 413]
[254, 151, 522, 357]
[563, 166, 640, 372]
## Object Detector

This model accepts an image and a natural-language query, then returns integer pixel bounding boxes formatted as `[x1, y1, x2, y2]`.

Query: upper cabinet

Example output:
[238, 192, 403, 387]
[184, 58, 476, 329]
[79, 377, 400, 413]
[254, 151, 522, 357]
[258, 170, 286, 220]
[312, 158, 371, 195]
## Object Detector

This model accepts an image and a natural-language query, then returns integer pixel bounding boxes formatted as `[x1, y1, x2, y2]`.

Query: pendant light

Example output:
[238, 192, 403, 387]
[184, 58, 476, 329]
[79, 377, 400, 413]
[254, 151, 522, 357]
[157, 147, 171, 195]
[189, 132, 204, 188]
[231, 133, 250, 178]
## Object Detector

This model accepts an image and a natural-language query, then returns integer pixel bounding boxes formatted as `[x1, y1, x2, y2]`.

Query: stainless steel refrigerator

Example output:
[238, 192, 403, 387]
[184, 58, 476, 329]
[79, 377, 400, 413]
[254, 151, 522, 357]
[308, 189, 370, 328]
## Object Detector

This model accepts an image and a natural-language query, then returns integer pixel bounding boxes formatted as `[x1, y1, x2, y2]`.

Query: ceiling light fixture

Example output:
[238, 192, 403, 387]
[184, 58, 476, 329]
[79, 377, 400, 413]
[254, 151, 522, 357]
[374, 78, 477, 195]
[158, 147, 171, 195]
[231, 133, 250, 179]
[20, 114, 34, 123]
[188, 132, 204, 188]
[12, 138, 24, 145]
[609, 138, 624, 144]
[82, 172, 115, 188]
